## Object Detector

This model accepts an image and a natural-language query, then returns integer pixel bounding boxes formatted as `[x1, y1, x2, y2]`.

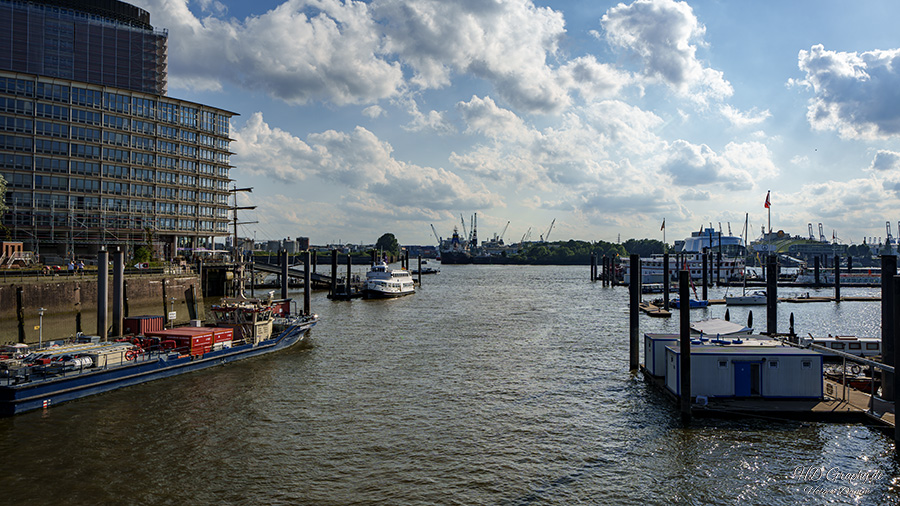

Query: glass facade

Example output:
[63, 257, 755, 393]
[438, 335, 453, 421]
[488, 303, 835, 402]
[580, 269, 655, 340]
[0, 0, 167, 96]
[0, 73, 235, 260]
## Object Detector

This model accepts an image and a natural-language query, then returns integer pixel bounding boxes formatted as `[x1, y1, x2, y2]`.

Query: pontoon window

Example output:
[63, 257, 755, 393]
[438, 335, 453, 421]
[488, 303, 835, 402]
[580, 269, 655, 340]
[831, 343, 845, 350]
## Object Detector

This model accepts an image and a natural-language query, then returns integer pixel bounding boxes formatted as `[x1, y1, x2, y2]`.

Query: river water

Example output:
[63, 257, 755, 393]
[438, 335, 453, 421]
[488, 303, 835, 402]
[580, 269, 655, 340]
[1, 264, 898, 505]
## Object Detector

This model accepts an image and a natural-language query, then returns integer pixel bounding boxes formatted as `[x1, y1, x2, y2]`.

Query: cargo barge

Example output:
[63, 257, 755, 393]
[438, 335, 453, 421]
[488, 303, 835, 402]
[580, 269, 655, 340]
[0, 295, 317, 416]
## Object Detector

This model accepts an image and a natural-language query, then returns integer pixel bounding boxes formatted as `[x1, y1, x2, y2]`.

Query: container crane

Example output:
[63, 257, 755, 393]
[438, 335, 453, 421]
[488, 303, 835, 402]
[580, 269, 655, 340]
[818, 223, 826, 243]
[521, 227, 532, 244]
[887, 221, 893, 245]
[808, 223, 815, 241]
[460, 214, 468, 242]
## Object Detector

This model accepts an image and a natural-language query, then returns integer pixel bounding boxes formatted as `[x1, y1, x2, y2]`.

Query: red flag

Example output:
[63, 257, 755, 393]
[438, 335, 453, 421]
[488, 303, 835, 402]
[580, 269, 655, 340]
[764, 191, 771, 209]
[660, 218, 665, 231]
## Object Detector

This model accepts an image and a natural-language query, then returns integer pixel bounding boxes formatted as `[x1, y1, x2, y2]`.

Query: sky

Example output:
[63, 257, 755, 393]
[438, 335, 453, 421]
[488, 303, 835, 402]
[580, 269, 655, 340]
[132, 0, 900, 247]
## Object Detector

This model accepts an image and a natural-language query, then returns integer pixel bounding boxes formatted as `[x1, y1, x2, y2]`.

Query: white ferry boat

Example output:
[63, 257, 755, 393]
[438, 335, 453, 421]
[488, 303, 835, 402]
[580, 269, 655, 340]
[364, 261, 416, 298]
[794, 267, 881, 285]
[621, 253, 745, 284]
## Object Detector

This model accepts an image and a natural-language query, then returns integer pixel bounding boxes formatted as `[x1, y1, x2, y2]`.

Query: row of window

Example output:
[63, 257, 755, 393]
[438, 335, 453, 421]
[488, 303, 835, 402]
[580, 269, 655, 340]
[0, 117, 231, 157]
[4, 190, 230, 217]
[2, 172, 230, 200]
[0, 77, 229, 135]
[3, 212, 229, 232]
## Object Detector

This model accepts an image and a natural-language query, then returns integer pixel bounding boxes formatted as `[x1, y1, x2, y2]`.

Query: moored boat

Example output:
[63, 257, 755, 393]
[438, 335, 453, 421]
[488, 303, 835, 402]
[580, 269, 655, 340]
[0, 295, 317, 416]
[364, 261, 416, 298]
[725, 290, 767, 306]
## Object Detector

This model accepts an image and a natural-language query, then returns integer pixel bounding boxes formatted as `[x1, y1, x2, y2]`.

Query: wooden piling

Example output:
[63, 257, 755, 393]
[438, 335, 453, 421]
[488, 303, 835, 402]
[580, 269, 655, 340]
[346, 254, 352, 297]
[893, 275, 900, 449]
[74, 285, 82, 334]
[417, 255, 422, 285]
[303, 251, 311, 315]
[701, 250, 708, 301]
[663, 253, 670, 310]
[629, 254, 640, 371]
[590, 253, 596, 281]
[814, 256, 820, 286]
[679, 269, 691, 424]
[112, 248, 124, 337]
[330, 249, 338, 297]
[883, 255, 897, 400]
[834, 255, 841, 302]
[98, 249, 108, 340]
[281, 249, 289, 301]
[766, 255, 777, 335]
[16, 286, 25, 343]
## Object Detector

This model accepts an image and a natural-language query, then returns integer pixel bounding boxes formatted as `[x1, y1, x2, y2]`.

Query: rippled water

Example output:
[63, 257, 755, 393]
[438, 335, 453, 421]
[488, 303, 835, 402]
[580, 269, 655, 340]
[1, 265, 898, 505]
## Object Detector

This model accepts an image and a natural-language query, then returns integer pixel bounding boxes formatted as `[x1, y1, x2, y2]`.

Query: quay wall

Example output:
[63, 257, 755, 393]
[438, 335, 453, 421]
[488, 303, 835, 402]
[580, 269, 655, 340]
[0, 274, 202, 344]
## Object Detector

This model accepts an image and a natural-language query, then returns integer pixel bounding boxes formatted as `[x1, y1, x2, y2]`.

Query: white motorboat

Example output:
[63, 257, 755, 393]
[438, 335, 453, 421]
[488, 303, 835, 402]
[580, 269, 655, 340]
[725, 290, 767, 306]
[690, 318, 753, 337]
[364, 261, 416, 298]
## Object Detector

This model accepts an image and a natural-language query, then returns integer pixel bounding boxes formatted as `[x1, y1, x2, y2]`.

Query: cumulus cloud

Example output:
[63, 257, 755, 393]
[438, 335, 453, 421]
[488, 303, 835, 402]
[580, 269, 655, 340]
[232, 112, 501, 210]
[556, 56, 632, 102]
[719, 105, 771, 128]
[661, 140, 777, 190]
[796, 44, 900, 139]
[135, 0, 577, 112]
[868, 150, 900, 172]
[601, 0, 732, 104]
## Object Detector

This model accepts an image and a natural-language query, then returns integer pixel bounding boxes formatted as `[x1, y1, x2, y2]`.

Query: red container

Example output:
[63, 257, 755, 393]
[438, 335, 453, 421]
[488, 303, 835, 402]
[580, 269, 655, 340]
[202, 327, 234, 343]
[148, 329, 214, 355]
[124, 316, 165, 335]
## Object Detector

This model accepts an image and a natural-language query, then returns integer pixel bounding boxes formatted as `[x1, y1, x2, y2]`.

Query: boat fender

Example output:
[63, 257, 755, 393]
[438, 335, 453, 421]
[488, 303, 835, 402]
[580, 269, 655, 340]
[850, 364, 861, 375]
[125, 350, 137, 361]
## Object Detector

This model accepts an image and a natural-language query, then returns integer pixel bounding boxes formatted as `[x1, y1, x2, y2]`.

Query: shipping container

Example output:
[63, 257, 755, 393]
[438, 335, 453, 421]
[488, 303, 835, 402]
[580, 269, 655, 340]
[147, 329, 214, 355]
[124, 315, 165, 335]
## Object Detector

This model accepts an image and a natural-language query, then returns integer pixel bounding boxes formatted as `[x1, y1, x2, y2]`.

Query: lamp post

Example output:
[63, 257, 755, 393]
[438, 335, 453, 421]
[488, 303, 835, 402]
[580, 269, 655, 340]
[169, 297, 176, 328]
[38, 307, 46, 348]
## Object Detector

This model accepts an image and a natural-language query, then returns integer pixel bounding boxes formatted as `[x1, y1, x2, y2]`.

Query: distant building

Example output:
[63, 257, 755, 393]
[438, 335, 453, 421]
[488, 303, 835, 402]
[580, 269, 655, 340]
[297, 236, 309, 250]
[0, 0, 236, 262]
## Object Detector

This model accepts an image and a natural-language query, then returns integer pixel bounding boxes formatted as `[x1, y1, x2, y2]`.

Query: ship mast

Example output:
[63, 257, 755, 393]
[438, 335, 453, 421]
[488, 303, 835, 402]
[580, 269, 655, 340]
[229, 186, 256, 298]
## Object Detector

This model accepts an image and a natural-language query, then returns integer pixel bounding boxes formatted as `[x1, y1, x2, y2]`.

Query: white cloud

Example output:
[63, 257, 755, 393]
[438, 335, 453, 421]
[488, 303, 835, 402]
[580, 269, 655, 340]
[232, 112, 501, 210]
[797, 44, 900, 139]
[600, 0, 732, 104]
[719, 105, 771, 128]
[868, 150, 900, 172]
[362, 105, 386, 118]
[556, 56, 632, 102]
[661, 139, 777, 190]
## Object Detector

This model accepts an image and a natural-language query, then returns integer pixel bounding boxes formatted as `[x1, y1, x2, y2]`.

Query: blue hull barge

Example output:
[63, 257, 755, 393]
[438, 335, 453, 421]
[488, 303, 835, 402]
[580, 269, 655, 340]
[0, 296, 317, 416]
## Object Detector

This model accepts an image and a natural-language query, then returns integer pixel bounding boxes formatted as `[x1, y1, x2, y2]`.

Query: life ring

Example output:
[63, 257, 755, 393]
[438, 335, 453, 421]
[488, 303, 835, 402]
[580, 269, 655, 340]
[850, 364, 861, 375]
[125, 350, 137, 361]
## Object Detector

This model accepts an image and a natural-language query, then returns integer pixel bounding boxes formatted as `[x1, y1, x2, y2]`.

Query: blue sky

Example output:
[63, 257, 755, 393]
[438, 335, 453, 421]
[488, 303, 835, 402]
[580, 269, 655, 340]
[133, 0, 900, 247]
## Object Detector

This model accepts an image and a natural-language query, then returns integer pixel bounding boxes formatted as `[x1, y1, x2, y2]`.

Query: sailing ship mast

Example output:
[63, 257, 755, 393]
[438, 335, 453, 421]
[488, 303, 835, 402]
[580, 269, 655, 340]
[230, 186, 256, 298]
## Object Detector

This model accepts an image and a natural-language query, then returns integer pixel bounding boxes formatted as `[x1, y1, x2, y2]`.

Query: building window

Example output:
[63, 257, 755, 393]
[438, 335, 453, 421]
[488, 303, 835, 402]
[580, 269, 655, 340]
[718, 360, 727, 369]
[802, 360, 812, 369]
[769, 361, 778, 368]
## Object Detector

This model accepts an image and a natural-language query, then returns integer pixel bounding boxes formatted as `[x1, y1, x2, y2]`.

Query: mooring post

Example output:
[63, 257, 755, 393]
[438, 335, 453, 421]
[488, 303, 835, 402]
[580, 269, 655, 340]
[330, 249, 338, 297]
[312, 251, 317, 274]
[590, 253, 596, 281]
[789, 312, 795, 342]
[834, 255, 841, 302]
[663, 253, 670, 311]
[883, 255, 897, 401]
[716, 250, 722, 287]
[16, 286, 25, 343]
[417, 255, 422, 285]
[303, 250, 311, 316]
[848, 256, 853, 271]
[601, 256, 607, 285]
[766, 255, 777, 336]
[629, 254, 640, 371]
[701, 250, 708, 301]
[893, 275, 900, 449]
[281, 249, 289, 300]
[112, 248, 124, 337]
[74, 285, 82, 334]
[346, 253, 352, 298]
[371, 250, 376, 264]
[814, 256, 820, 286]
[97, 248, 108, 341]
[680, 269, 691, 424]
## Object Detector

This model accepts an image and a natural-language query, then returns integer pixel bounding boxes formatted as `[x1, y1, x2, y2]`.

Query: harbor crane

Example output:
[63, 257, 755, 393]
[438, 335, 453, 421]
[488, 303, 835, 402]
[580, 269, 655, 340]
[460, 214, 468, 242]
[818, 223, 826, 243]
[808, 223, 815, 241]
[541, 219, 556, 242]
[430, 224, 441, 247]
[887, 221, 894, 245]
[521, 227, 532, 244]
[498, 221, 510, 244]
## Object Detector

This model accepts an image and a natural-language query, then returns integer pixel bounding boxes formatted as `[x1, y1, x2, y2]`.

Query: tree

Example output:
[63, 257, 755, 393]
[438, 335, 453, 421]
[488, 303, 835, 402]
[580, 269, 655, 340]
[375, 233, 400, 255]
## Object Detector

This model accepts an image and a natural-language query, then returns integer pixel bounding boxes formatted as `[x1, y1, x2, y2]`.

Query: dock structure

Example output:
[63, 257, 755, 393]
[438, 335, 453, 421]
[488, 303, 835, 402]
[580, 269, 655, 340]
[638, 301, 671, 317]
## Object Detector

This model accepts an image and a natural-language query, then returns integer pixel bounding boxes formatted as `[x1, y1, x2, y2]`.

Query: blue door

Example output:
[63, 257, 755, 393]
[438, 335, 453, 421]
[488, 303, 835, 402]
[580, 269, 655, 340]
[734, 362, 751, 396]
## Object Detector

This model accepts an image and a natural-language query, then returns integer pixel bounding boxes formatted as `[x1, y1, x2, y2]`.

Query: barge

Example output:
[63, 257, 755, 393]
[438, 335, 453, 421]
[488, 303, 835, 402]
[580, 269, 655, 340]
[0, 295, 317, 416]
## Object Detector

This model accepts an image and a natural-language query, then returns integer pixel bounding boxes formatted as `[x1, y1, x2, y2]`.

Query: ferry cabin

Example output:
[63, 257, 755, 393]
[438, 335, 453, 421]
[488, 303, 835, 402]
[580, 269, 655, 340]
[664, 344, 824, 399]
[622, 253, 745, 284]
